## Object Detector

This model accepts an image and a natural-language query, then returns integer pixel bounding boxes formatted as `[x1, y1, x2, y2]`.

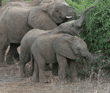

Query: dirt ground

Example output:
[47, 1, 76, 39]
[0, 63, 110, 93]
[0, 47, 110, 93]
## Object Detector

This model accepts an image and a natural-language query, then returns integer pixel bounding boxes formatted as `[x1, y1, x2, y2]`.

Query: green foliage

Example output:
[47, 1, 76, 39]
[2, 0, 8, 4]
[65, 0, 94, 16]
[79, 0, 110, 54]
[66, 0, 110, 78]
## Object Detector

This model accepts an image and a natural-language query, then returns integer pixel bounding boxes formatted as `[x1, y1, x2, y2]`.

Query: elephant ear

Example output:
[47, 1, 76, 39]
[53, 34, 75, 59]
[42, 2, 55, 14]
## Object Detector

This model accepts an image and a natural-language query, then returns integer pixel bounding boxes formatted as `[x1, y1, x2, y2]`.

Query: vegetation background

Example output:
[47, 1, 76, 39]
[66, 0, 110, 78]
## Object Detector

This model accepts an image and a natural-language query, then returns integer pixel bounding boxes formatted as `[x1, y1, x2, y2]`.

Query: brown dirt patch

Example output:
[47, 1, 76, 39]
[0, 63, 110, 93]
[0, 48, 110, 93]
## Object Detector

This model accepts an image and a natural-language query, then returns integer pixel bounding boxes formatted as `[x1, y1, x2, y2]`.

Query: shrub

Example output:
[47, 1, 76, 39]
[79, 0, 110, 54]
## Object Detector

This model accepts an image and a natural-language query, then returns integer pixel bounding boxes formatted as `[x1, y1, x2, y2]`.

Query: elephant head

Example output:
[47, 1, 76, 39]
[42, 1, 76, 24]
[52, 6, 94, 36]
[28, 1, 76, 29]
[53, 34, 94, 63]
[40, 0, 75, 20]
[70, 36, 94, 63]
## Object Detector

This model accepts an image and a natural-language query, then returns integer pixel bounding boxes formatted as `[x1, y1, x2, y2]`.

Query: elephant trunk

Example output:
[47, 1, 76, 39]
[74, 6, 94, 27]
[85, 51, 94, 64]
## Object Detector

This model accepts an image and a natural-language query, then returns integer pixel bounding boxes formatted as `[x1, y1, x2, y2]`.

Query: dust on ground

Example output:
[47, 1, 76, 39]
[0, 47, 110, 93]
[0, 62, 110, 93]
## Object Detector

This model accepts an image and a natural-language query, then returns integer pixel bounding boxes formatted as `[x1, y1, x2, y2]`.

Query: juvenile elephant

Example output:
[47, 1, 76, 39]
[31, 33, 94, 83]
[0, 1, 76, 66]
[19, 6, 94, 78]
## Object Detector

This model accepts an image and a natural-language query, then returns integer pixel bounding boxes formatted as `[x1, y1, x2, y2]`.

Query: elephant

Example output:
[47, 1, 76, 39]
[19, 6, 94, 78]
[0, 0, 54, 8]
[0, 0, 52, 7]
[0, 1, 76, 66]
[31, 33, 94, 83]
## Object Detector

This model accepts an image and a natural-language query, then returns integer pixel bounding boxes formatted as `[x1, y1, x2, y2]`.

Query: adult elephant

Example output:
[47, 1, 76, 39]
[0, 0, 68, 9]
[0, 0, 53, 7]
[0, 0, 54, 64]
[0, 1, 76, 66]
[0, 0, 52, 7]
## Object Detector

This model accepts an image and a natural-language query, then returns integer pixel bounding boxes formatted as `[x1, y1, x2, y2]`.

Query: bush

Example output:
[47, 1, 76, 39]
[2, 0, 8, 4]
[65, 0, 94, 17]
[79, 0, 110, 54]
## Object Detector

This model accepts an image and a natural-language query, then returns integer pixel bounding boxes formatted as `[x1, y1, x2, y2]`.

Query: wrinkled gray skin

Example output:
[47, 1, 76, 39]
[0, 0, 53, 7]
[19, 6, 94, 78]
[0, 1, 76, 66]
[0, 0, 65, 13]
[0, 0, 67, 7]
[31, 34, 94, 83]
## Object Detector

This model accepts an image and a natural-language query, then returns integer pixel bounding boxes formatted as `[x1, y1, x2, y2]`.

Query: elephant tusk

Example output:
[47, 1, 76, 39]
[66, 16, 73, 19]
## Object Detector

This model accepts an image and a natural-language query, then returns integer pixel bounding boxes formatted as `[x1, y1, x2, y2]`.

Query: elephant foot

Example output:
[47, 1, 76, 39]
[0, 62, 8, 67]
[32, 77, 39, 82]
[6, 55, 15, 65]
[32, 73, 39, 82]
[39, 75, 50, 83]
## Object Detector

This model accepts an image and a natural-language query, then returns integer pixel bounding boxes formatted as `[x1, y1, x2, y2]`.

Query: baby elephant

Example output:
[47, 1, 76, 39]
[31, 34, 94, 83]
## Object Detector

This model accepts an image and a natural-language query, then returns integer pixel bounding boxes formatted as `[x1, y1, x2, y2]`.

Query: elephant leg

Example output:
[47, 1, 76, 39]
[52, 62, 58, 76]
[30, 58, 52, 77]
[35, 54, 48, 83]
[56, 54, 67, 83]
[0, 34, 8, 67]
[0, 45, 8, 67]
[68, 60, 77, 82]
[19, 62, 26, 78]
[6, 43, 20, 65]
[32, 60, 39, 82]
[19, 48, 31, 78]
